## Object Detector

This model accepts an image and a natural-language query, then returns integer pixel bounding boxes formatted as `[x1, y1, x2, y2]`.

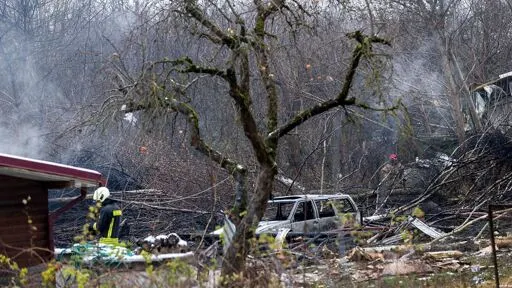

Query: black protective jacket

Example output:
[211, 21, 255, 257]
[97, 199, 122, 239]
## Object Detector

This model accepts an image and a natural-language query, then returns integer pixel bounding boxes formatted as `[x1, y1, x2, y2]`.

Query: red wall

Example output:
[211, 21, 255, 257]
[0, 175, 51, 267]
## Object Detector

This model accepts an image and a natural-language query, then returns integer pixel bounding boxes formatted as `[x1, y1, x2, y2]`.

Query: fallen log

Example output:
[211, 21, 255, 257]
[424, 250, 463, 260]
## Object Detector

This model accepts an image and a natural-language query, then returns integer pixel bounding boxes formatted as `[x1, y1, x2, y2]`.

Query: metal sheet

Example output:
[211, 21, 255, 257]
[409, 216, 446, 239]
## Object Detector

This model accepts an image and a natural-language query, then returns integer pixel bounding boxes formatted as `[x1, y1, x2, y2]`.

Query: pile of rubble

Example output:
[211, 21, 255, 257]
[283, 237, 512, 286]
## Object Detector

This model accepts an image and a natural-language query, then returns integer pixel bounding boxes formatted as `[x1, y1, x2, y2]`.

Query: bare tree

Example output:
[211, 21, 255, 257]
[96, 0, 393, 280]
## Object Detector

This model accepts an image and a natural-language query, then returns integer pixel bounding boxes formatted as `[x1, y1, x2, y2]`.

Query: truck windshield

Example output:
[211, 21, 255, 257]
[262, 202, 295, 221]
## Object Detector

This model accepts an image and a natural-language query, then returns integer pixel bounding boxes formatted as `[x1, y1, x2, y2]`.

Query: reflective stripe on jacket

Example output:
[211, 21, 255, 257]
[97, 200, 122, 240]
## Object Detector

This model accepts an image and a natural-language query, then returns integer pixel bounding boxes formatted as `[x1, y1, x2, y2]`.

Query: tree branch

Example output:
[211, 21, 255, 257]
[184, 0, 241, 49]
[151, 57, 229, 79]
[225, 68, 271, 166]
[267, 31, 391, 141]
[253, 0, 285, 151]
[124, 96, 245, 176]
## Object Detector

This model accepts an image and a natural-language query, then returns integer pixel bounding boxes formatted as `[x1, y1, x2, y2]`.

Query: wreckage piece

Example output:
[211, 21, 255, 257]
[218, 215, 236, 255]
[274, 228, 291, 250]
[409, 216, 447, 238]
[364, 214, 389, 223]
[367, 216, 446, 245]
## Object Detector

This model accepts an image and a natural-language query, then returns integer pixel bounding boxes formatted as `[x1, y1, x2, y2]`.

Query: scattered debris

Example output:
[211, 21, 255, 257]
[366, 215, 446, 245]
[432, 259, 462, 271]
[319, 245, 337, 259]
[136, 233, 189, 254]
[410, 216, 447, 238]
[424, 250, 464, 261]
[430, 240, 480, 252]
[496, 236, 512, 249]
[347, 247, 384, 262]
[55, 242, 193, 265]
[382, 260, 432, 276]
[275, 228, 291, 250]
[475, 245, 495, 256]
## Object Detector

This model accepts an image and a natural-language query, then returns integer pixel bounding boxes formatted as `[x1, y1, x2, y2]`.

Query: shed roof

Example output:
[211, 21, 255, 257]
[0, 153, 104, 188]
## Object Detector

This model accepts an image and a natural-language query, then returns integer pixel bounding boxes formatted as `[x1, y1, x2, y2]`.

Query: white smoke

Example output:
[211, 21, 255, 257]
[0, 125, 45, 158]
[0, 29, 52, 159]
[390, 37, 453, 137]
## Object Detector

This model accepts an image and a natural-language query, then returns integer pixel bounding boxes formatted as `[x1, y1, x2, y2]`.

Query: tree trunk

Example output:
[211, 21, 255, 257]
[440, 37, 466, 143]
[451, 51, 482, 133]
[221, 163, 277, 282]
[231, 170, 248, 225]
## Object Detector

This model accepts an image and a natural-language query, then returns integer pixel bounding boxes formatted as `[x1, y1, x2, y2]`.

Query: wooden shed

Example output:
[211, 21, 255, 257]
[0, 153, 104, 267]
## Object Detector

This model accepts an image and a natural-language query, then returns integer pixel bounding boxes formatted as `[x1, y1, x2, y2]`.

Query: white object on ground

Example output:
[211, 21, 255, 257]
[167, 233, 188, 247]
[55, 243, 193, 264]
[143, 235, 156, 243]
[275, 228, 291, 249]
[409, 216, 446, 239]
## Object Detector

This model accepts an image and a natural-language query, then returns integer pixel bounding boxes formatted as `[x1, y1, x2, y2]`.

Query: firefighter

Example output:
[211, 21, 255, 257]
[92, 187, 123, 246]
[375, 153, 404, 213]
[380, 153, 402, 180]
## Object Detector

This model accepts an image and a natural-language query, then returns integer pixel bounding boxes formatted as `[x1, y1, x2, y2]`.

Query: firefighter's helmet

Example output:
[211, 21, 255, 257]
[93, 187, 110, 202]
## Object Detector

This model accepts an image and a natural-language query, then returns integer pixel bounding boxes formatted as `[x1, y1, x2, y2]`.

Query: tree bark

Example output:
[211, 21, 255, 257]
[220, 31, 391, 282]
[451, 51, 482, 133]
[221, 164, 277, 279]
[440, 38, 466, 143]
